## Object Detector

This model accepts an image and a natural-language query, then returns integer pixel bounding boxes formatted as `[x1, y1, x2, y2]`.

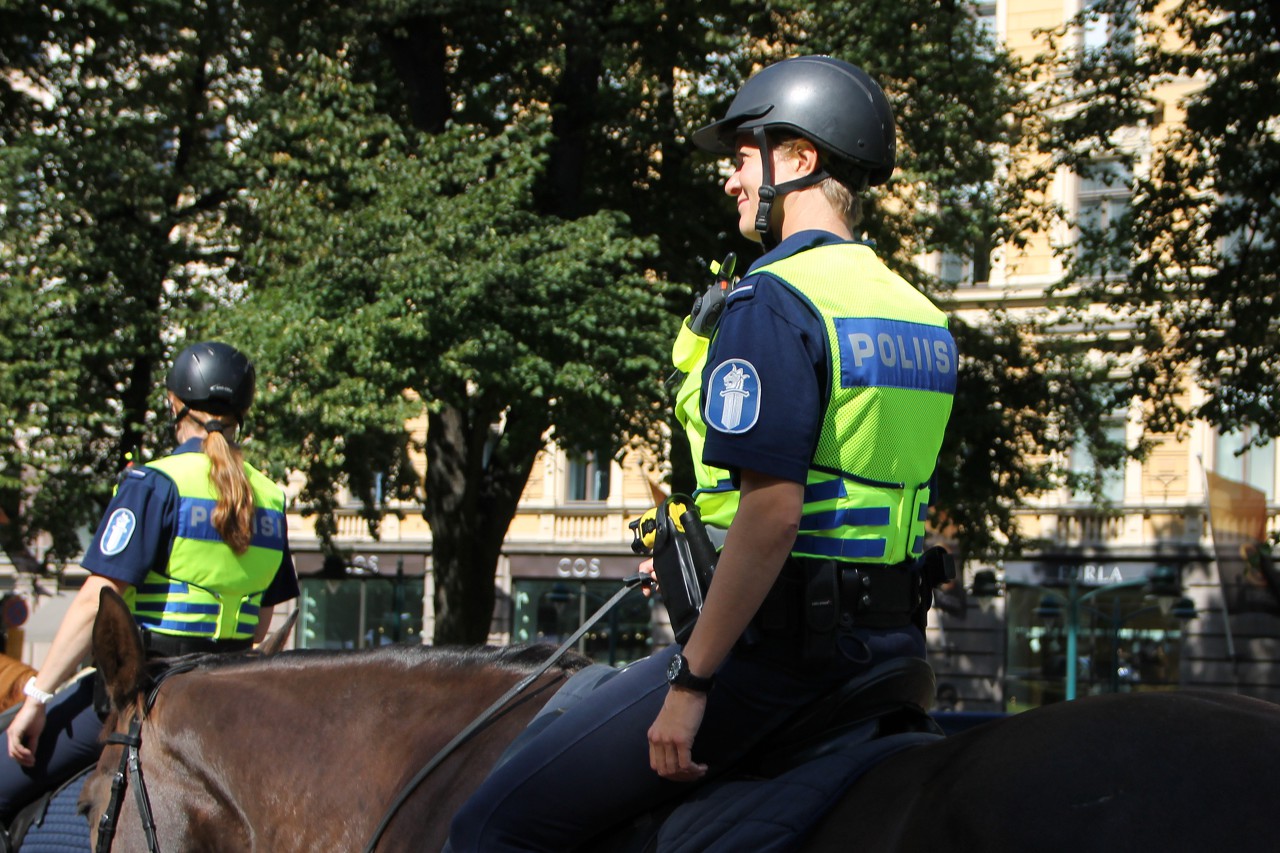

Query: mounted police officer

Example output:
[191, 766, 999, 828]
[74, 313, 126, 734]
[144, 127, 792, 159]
[446, 56, 957, 850]
[1, 341, 299, 823]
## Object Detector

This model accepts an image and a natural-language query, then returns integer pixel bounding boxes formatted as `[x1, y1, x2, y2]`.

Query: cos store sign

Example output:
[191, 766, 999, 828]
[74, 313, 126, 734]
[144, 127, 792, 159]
[508, 554, 639, 580]
[558, 557, 601, 579]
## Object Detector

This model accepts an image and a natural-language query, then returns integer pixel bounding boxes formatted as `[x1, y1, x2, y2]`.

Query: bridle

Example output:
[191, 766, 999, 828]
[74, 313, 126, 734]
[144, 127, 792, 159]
[95, 662, 199, 853]
[86, 576, 648, 853]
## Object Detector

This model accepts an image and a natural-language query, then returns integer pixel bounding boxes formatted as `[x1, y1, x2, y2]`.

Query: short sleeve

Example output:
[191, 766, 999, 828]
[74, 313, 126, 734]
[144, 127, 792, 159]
[700, 277, 828, 484]
[261, 537, 300, 607]
[80, 467, 179, 585]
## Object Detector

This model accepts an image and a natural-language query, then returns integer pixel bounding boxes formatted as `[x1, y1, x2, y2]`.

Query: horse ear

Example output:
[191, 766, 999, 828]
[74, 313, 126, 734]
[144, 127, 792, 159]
[92, 587, 147, 712]
[255, 608, 298, 658]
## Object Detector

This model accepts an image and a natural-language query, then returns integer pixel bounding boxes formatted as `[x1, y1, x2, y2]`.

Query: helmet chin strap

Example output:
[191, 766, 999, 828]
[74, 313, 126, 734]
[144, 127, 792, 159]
[751, 127, 830, 251]
[172, 404, 238, 437]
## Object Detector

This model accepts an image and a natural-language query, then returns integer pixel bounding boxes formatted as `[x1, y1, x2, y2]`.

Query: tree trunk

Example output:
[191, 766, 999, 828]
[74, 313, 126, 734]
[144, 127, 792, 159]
[541, 31, 601, 218]
[381, 15, 452, 134]
[424, 402, 541, 644]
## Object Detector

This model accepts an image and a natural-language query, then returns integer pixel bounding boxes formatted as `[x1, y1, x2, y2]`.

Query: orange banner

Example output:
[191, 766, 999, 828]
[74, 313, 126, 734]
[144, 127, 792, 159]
[1205, 470, 1280, 616]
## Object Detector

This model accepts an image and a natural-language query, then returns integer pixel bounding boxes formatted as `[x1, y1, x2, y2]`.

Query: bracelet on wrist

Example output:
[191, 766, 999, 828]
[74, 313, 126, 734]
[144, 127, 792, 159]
[23, 676, 54, 706]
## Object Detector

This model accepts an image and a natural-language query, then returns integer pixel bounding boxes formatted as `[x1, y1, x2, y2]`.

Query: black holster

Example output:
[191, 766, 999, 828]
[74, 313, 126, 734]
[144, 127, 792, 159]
[802, 561, 841, 664]
[650, 499, 719, 644]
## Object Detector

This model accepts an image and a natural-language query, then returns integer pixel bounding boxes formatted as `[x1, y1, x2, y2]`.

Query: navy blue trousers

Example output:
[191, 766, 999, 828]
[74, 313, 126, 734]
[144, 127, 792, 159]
[0, 676, 102, 823]
[446, 626, 925, 852]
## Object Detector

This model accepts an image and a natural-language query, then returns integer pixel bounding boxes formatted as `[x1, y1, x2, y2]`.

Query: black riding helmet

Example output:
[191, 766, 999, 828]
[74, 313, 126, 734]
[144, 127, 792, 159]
[166, 341, 256, 423]
[693, 56, 897, 246]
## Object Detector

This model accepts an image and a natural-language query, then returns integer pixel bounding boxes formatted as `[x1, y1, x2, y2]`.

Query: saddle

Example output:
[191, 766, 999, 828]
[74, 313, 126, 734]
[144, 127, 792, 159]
[589, 656, 944, 853]
[749, 655, 940, 777]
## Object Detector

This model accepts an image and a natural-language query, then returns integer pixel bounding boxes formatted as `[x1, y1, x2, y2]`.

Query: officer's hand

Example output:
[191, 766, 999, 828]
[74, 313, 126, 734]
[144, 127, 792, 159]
[648, 685, 708, 782]
[7, 701, 47, 768]
[638, 558, 659, 598]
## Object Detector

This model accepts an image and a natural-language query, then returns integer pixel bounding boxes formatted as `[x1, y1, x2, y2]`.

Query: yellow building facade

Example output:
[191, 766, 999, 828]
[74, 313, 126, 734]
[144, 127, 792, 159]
[927, 0, 1280, 710]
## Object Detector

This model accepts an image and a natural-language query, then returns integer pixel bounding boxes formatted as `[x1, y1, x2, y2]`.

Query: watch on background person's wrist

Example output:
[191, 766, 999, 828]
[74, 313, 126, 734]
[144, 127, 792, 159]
[23, 676, 54, 706]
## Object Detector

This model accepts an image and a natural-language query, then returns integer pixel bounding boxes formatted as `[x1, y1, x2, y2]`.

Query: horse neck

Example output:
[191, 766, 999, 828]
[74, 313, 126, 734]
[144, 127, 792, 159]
[145, 651, 570, 849]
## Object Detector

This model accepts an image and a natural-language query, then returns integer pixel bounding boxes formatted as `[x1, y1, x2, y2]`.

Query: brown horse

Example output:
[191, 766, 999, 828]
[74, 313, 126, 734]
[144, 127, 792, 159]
[80, 588, 1280, 852]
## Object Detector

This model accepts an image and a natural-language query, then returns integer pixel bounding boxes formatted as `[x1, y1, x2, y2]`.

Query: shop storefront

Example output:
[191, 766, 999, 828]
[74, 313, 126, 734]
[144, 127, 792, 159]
[507, 554, 656, 666]
[1001, 558, 1199, 711]
[293, 552, 428, 649]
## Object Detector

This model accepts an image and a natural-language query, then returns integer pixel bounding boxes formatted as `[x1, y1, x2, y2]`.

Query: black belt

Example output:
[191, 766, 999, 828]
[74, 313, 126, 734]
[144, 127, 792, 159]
[753, 553, 945, 637]
[142, 631, 253, 659]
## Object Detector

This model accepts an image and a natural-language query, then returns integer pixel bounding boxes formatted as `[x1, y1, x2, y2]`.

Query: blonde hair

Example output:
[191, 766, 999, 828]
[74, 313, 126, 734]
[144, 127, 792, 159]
[199, 415, 255, 555]
[772, 136, 864, 230]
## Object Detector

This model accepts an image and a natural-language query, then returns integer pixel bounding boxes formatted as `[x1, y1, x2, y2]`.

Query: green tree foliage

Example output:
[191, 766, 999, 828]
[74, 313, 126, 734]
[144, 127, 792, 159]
[0, 0, 266, 569]
[2, 0, 1137, 636]
[219, 53, 670, 642]
[1037, 0, 1280, 442]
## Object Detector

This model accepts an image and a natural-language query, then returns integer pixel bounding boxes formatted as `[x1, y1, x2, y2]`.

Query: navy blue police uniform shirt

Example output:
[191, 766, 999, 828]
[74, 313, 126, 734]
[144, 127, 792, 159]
[701, 231, 852, 485]
[80, 438, 299, 607]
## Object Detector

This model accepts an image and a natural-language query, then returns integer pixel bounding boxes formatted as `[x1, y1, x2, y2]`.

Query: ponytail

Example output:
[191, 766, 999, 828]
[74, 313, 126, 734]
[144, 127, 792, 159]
[202, 427, 255, 555]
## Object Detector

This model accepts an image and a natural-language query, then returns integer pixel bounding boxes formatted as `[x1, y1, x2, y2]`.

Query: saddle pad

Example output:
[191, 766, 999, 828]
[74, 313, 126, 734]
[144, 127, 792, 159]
[14, 767, 93, 853]
[655, 731, 941, 853]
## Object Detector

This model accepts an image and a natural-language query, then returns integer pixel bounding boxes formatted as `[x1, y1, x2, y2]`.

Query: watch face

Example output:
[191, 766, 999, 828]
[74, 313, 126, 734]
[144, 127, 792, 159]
[667, 654, 683, 682]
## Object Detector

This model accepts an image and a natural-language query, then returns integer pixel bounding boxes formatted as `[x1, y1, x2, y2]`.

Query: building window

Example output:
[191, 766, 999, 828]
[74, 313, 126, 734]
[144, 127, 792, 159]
[1076, 160, 1131, 237]
[296, 576, 424, 649]
[511, 578, 653, 666]
[939, 235, 993, 287]
[1081, 0, 1137, 54]
[1215, 429, 1276, 501]
[567, 450, 611, 502]
[1004, 582, 1185, 711]
[972, 0, 999, 50]
[1070, 420, 1127, 504]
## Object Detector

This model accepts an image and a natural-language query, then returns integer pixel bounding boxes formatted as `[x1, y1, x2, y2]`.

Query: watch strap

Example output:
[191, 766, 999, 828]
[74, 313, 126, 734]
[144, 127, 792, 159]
[24, 676, 54, 705]
[669, 654, 715, 692]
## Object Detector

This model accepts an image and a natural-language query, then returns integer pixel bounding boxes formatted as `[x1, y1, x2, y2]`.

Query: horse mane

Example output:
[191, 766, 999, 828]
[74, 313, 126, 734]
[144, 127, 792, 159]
[102, 641, 593, 735]
[143, 641, 596, 680]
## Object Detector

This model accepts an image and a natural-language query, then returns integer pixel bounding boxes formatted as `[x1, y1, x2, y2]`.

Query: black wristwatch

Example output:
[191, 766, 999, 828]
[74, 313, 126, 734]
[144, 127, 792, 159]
[666, 653, 714, 692]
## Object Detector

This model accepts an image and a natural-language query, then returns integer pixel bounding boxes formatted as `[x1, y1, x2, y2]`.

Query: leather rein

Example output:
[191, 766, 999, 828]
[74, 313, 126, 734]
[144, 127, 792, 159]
[95, 661, 200, 853]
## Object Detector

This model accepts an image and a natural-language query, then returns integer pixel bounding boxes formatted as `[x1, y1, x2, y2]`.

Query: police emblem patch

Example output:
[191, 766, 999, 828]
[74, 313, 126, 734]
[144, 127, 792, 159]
[99, 508, 137, 556]
[705, 358, 760, 434]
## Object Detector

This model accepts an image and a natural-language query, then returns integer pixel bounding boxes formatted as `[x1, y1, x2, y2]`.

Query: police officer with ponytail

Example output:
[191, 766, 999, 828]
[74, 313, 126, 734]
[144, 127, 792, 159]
[447, 56, 957, 851]
[1, 341, 298, 821]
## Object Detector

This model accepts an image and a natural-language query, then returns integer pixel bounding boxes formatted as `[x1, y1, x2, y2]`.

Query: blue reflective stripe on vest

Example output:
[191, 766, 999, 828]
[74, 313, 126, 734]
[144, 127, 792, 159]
[694, 479, 736, 496]
[135, 616, 215, 634]
[918, 503, 930, 522]
[249, 508, 287, 551]
[801, 506, 891, 531]
[175, 498, 286, 551]
[792, 535, 888, 560]
[803, 479, 847, 503]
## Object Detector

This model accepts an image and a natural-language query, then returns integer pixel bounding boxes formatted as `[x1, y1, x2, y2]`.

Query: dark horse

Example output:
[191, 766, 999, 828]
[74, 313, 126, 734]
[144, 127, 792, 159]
[80, 588, 1280, 852]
